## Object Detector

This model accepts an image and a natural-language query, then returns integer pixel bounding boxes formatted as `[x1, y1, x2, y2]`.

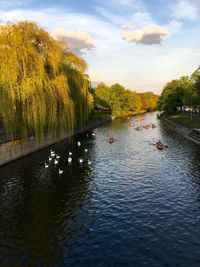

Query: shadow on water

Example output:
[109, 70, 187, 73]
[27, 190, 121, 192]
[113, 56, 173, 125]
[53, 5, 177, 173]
[1, 112, 200, 266]
[0, 132, 97, 266]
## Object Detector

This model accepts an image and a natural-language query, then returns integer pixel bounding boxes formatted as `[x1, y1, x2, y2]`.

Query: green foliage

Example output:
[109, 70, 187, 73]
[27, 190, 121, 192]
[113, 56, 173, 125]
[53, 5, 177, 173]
[0, 21, 93, 139]
[94, 83, 111, 110]
[158, 76, 194, 112]
[138, 92, 158, 111]
[94, 83, 146, 117]
[191, 66, 200, 106]
[109, 83, 126, 114]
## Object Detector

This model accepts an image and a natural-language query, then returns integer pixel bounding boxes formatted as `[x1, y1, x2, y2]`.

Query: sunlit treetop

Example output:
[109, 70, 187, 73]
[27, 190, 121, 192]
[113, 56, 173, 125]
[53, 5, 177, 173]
[0, 21, 92, 140]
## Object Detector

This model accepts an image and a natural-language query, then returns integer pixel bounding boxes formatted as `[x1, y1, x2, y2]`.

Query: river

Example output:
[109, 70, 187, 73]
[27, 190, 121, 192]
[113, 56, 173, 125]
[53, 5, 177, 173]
[0, 112, 200, 267]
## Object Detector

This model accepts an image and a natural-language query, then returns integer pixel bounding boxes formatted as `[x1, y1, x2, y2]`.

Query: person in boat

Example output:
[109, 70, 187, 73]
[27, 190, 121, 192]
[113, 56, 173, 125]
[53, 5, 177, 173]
[155, 141, 168, 148]
[109, 136, 115, 143]
[155, 141, 163, 150]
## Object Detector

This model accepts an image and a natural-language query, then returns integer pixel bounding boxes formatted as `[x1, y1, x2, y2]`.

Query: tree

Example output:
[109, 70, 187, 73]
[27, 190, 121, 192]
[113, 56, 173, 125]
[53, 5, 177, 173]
[94, 83, 142, 117]
[139, 92, 158, 111]
[191, 66, 200, 108]
[157, 76, 193, 112]
[0, 21, 93, 139]
[109, 83, 126, 114]
[94, 83, 111, 110]
[122, 90, 142, 112]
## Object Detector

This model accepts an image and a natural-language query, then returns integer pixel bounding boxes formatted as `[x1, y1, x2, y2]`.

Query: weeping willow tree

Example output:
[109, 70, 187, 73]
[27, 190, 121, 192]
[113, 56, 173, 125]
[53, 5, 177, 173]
[62, 52, 93, 128]
[0, 21, 93, 140]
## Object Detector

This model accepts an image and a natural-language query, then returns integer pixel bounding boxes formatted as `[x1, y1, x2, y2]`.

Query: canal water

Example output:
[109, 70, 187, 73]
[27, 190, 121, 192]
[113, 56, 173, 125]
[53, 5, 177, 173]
[0, 112, 200, 267]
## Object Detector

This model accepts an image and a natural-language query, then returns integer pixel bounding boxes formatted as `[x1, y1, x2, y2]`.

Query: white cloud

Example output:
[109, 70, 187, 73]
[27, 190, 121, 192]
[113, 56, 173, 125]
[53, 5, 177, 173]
[129, 12, 152, 28]
[121, 24, 133, 30]
[171, 0, 198, 20]
[51, 28, 95, 53]
[122, 24, 169, 45]
[0, 8, 118, 39]
[165, 20, 182, 34]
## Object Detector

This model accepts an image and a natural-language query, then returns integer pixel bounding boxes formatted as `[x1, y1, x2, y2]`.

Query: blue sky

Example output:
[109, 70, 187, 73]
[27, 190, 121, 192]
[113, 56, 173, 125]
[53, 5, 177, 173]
[1, 0, 200, 93]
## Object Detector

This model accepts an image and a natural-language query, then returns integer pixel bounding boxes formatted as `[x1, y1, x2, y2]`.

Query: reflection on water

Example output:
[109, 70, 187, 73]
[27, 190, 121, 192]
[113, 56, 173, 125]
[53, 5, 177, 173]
[0, 112, 200, 266]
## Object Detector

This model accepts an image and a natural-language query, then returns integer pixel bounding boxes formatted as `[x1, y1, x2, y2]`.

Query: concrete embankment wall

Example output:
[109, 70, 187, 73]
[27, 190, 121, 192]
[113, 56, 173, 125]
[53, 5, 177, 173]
[161, 115, 200, 145]
[0, 119, 110, 167]
[161, 115, 192, 137]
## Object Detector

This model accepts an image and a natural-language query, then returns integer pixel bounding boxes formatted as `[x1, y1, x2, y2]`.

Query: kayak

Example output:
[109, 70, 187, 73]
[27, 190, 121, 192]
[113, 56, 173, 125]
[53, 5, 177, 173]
[156, 143, 168, 150]
[136, 118, 144, 123]
[157, 144, 164, 150]
[108, 136, 116, 143]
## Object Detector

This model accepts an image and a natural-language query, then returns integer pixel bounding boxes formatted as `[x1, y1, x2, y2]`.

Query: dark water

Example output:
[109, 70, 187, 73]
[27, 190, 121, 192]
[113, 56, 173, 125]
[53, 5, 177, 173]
[1, 112, 200, 267]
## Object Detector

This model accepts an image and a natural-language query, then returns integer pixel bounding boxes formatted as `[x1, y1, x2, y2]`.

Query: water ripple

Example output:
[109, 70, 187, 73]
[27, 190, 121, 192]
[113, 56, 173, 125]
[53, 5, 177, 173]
[1, 112, 200, 266]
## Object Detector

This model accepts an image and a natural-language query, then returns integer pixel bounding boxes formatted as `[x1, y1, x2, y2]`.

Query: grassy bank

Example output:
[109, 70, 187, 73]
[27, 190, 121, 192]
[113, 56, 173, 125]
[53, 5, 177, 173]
[168, 113, 200, 129]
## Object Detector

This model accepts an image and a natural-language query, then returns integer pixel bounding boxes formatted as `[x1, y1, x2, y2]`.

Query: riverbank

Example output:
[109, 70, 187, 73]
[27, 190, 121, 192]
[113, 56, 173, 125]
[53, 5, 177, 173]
[168, 113, 200, 128]
[0, 110, 150, 166]
[0, 116, 111, 167]
[161, 113, 200, 145]
[111, 110, 147, 119]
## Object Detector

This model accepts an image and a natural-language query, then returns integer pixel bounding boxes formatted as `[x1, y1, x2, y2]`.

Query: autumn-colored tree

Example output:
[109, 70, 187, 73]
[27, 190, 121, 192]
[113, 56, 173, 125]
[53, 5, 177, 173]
[139, 92, 159, 111]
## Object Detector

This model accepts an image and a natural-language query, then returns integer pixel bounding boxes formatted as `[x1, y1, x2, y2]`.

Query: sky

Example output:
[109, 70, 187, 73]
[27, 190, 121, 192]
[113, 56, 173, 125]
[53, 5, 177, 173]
[0, 0, 200, 94]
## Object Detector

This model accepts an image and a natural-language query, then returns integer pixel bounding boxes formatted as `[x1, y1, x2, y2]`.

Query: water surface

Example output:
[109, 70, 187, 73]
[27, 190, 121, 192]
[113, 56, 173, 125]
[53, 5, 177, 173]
[1, 112, 200, 267]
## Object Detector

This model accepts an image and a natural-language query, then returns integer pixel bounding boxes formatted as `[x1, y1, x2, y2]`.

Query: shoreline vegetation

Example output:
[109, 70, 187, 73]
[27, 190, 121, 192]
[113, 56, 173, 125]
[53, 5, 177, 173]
[94, 82, 158, 119]
[0, 21, 158, 146]
[167, 113, 200, 129]
[161, 113, 200, 146]
[157, 65, 200, 129]
[157, 65, 200, 144]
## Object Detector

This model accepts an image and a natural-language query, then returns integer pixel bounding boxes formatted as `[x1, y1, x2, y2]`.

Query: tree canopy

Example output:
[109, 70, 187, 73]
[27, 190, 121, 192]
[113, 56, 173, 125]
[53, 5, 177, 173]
[157, 73, 197, 112]
[94, 82, 157, 117]
[0, 21, 93, 139]
[138, 92, 159, 111]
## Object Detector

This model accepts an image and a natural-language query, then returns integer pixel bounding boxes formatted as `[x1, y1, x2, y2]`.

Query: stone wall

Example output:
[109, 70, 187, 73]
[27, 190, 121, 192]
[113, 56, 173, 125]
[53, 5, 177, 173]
[161, 116, 192, 136]
[161, 115, 200, 145]
[0, 119, 110, 166]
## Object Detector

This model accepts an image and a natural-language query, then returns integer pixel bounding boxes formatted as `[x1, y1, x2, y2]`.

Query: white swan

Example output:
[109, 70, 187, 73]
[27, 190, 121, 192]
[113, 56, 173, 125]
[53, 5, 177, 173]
[56, 155, 60, 159]
[45, 162, 49, 168]
[78, 141, 81, 146]
[88, 160, 92, 165]
[79, 158, 83, 163]
[69, 151, 72, 156]
[54, 159, 58, 165]
[50, 149, 55, 156]
[92, 133, 95, 136]
[68, 157, 72, 163]
[49, 156, 52, 161]
[84, 148, 88, 152]
[59, 169, 63, 175]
